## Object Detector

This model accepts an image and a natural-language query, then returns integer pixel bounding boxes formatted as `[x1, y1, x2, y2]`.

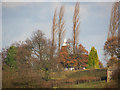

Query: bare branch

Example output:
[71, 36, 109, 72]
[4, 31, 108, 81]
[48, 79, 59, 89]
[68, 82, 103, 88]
[73, 2, 80, 56]
[58, 5, 66, 55]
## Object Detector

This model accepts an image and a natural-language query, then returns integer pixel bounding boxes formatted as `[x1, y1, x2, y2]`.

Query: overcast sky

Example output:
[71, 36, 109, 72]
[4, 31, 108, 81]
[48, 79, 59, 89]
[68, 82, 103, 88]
[2, 2, 114, 66]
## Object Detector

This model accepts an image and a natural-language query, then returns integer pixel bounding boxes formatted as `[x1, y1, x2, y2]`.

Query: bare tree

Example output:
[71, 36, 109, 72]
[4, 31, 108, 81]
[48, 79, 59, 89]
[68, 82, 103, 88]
[108, 2, 118, 38]
[27, 30, 54, 71]
[51, 8, 57, 60]
[73, 2, 80, 56]
[106, 2, 119, 57]
[104, 2, 119, 67]
[30, 30, 46, 62]
[58, 5, 66, 55]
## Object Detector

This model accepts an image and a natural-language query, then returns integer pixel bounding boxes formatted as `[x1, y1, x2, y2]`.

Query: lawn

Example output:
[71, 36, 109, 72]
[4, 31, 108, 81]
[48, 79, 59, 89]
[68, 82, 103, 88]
[72, 80, 106, 88]
[2, 65, 107, 88]
[66, 69, 107, 79]
[50, 69, 107, 88]
[57, 80, 106, 88]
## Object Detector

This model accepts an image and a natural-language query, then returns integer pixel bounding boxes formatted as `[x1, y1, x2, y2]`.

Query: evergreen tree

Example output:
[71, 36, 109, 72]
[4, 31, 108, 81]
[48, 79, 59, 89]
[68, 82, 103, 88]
[88, 46, 99, 69]
[5, 46, 17, 68]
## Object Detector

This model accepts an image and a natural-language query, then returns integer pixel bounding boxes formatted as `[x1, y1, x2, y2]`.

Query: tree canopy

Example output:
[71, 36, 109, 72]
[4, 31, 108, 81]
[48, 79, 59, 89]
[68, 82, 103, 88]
[5, 46, 17, 68]
[88, 46, 99, 69]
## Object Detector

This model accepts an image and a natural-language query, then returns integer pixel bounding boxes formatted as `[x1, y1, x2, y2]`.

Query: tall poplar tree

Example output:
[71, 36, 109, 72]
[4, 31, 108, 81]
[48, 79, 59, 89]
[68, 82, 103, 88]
[58, 5, 66, 55]
[51, 8, 57, 60]
[73, 2, 80, 57]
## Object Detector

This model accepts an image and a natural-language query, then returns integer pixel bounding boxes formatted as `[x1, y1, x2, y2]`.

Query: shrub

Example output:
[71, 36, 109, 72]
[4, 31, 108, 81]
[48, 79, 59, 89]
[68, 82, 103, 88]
[5, 46, 17, 69]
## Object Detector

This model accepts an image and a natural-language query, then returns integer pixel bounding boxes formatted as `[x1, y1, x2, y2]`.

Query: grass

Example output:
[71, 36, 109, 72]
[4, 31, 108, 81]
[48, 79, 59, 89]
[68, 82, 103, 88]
[66, 69, 107, 79]
[50, 70, 75, 80]
[50, 69, 107, 83]
[2, 65, 46, 88]
[2, 65, 107, 88]
[49, 69, 107, 88]
[73, 80, 106, 88]
[59, 80, 106, 88]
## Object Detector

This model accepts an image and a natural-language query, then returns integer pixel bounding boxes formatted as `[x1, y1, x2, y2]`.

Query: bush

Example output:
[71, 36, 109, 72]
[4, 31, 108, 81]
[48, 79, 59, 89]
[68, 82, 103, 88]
[5, 46, 17, 69]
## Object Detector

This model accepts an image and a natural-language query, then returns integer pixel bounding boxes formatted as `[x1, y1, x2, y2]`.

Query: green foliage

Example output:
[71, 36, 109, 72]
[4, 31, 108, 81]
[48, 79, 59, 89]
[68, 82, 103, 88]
[88, 46, 99, 69]
[5, 46, 17, 69]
